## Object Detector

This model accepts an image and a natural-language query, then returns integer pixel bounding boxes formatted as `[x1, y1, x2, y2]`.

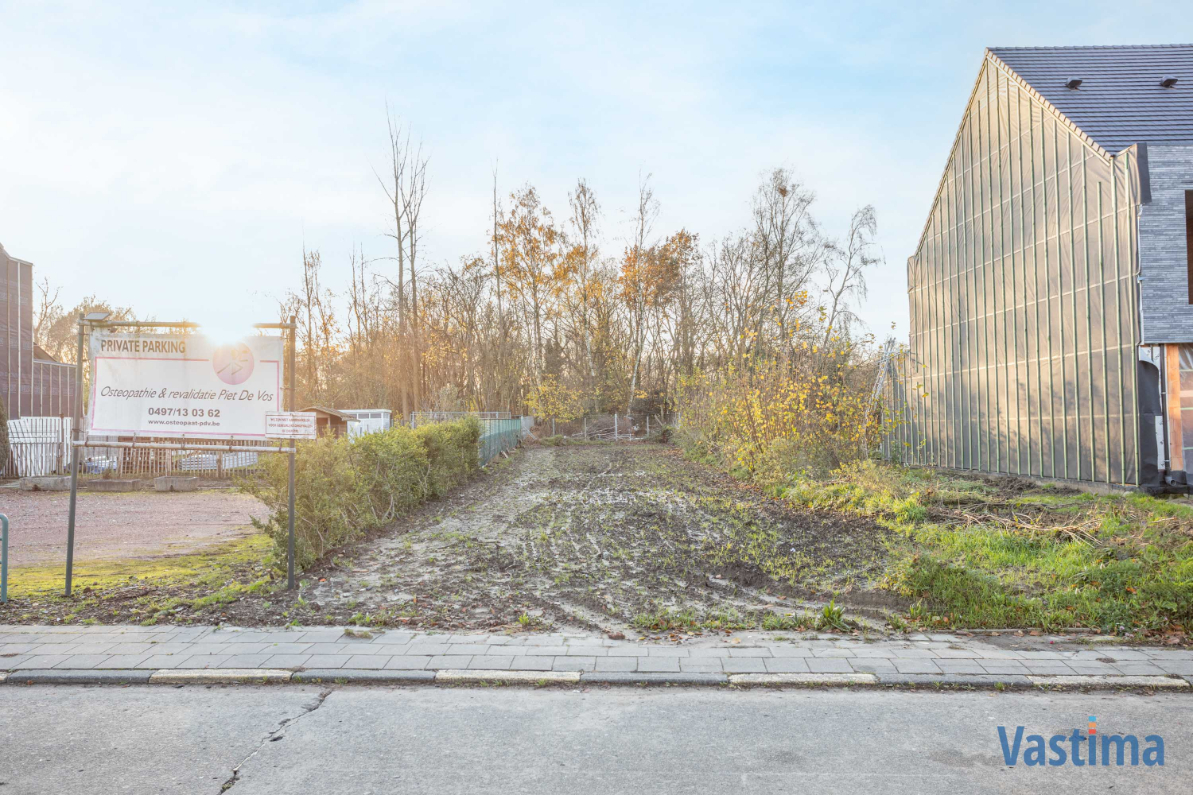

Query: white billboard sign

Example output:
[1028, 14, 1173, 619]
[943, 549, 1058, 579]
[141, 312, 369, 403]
[265, 411, 317, 440]
[88, 332, 284, 440]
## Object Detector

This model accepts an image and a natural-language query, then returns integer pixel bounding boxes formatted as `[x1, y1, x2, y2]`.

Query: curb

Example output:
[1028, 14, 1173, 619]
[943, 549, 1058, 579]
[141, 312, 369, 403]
[436, 670, 581, 685]
[582, 672, 728, 686]
[148, 669, 293, 684]
[293, 669, 436, 684]
[730, 672, 878, 686]
[3, 669, 153, 685]
[1, 668, 1189, 690]
[1026, 674, 1190, 689]
[875, 673, 1032, 688]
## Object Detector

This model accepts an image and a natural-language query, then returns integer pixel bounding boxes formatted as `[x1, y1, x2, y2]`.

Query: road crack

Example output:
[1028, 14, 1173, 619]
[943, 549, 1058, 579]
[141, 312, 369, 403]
[219, 689, 332, 792]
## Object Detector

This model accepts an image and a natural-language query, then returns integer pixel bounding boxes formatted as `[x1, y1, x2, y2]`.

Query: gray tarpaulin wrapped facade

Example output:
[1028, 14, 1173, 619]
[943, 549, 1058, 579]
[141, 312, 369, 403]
[888, 45, 1193, 487]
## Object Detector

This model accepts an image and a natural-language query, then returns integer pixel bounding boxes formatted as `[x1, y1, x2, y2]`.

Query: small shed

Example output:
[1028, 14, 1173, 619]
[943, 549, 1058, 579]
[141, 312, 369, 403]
[300, 406, 358, 438]
[342, 409, 393, 437]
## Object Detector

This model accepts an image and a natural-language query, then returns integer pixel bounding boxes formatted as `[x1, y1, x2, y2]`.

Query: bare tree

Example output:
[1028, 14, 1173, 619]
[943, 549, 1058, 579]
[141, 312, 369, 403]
[376, 108, 430, 418]
[822, 205, 880, 349]
[751, 168, 827, 359]
[623, 174, 659, 408]
[567, 178, 600, 408]
[33, 276, 62, 354]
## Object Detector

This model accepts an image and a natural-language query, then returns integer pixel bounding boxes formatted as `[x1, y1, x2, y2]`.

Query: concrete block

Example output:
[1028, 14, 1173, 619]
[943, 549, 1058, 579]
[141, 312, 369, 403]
[154, 476, 198, 492]
[18, 476, 70, 491]
[88, 479, 140, 492]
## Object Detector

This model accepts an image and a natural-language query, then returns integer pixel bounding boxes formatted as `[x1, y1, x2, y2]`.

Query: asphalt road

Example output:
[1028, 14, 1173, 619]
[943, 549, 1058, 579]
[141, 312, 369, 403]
[1, 685, 1188, 794]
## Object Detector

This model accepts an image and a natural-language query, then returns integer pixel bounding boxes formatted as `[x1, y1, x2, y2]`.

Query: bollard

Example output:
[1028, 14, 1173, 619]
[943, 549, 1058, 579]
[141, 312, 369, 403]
[1, 513, 8, 604]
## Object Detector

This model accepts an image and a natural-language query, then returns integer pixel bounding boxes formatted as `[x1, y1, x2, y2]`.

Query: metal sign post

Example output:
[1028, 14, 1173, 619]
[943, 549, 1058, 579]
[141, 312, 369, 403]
[1, 513, 9, 604]
[256, 317, 299, 590]
[64, 315, 85, 596]
[286, 317, 297, 591]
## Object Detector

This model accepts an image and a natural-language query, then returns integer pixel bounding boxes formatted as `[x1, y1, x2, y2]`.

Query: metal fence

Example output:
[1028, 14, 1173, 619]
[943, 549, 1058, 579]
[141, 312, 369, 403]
[411, 411, 511, 425]
[534, 412, 677, 441]
[479, 418, 524, 466]
[73, 438, 271, 480]
[3, 418, 271, 481]
[408, 411, 527, 467]
[3, 417, 72, 478]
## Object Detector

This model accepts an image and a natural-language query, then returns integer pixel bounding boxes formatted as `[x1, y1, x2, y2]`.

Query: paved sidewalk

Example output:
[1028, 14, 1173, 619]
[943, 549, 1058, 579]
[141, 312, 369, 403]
[2, 624, 1192, 688]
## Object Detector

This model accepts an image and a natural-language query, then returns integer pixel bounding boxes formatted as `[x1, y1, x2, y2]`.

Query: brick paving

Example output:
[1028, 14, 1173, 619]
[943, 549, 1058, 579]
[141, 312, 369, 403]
[2, 625, 1192, 685]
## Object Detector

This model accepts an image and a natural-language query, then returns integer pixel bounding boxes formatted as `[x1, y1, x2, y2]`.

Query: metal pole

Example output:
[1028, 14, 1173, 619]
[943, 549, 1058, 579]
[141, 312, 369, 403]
[614, 413, 619, 442]
[65, 317, 84, 596]
[1, 513, 9, 604]
[287, 315, 297, 591]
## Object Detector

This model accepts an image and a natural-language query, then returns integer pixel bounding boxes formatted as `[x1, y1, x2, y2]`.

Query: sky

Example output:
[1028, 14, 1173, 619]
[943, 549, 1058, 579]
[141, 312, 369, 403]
[2, 0, 1190, 341]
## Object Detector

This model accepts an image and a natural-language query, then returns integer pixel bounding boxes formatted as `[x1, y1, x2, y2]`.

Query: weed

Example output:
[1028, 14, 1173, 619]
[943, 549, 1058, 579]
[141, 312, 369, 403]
[817, 600, 848, 631]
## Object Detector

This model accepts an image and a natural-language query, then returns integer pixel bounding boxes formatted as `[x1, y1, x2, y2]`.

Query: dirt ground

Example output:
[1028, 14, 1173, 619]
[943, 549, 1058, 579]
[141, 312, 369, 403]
[279, 443, 897, 634]
[0, 444, 897, 631]
[0, 488, 265, 566]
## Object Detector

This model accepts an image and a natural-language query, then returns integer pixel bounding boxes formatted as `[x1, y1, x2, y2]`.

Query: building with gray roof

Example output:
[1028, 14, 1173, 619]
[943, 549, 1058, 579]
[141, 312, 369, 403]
[893, 44, 1193, 488]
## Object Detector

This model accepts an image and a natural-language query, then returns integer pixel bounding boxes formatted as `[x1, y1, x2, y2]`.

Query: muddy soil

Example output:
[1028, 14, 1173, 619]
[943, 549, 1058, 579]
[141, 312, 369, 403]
[284, 444, 897, 634]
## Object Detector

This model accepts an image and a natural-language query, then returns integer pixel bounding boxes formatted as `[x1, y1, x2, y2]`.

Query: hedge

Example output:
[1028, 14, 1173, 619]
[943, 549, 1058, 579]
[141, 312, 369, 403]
[243, 416, 482, 571]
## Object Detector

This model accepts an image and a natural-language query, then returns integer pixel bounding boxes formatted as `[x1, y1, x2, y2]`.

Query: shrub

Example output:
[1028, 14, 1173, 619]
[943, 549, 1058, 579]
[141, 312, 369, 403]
[243, 417, 482, 572]
[676, 352, 891, 484]
[353, 426, 429, 523]
[413, 415, 481, 498]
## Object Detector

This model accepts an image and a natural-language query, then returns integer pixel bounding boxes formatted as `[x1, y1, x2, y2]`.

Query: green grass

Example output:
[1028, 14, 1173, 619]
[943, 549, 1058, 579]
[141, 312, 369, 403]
[3, 534, 273, 601]
[782, 460, 1193, 634]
